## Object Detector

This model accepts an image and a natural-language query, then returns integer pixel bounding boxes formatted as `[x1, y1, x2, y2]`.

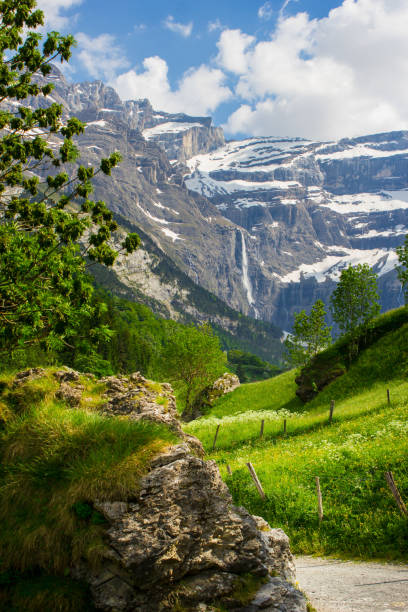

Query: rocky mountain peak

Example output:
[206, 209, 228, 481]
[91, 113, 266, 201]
[20, 68, 408, 333]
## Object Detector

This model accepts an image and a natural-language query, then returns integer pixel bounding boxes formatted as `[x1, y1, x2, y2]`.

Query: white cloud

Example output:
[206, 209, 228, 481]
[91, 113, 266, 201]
[133, 24, 147, 32]
[258, 2, 274, 20]
[75, 33, 130, 82]
[208, 19, 224, 33]
[36, 0, 83, 29]
[216, 29, 255, 75]
[112, 56, 232, 115]
[279, 0, 299, 18]
[163, 15, 193, 38]
[222, 0, 408, 139]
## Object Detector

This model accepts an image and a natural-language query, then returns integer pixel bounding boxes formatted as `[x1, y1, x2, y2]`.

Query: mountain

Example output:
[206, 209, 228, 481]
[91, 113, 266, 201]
[185, 133, 408, 328]
[21, 66, 408, 333]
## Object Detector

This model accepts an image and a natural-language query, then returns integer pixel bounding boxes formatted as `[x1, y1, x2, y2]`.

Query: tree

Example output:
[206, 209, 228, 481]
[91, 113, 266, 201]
[396, 235, 408, 302]
[284, 299, 332, 368]
[330, 263, 380, 358]
[0, 0, 140, 354]
[162, 322, 226, 417]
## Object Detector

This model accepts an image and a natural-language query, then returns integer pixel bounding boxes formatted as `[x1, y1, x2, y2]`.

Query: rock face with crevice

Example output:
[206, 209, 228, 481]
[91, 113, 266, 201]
[44, 368, 307, 611]
[74, 443, 305, 611]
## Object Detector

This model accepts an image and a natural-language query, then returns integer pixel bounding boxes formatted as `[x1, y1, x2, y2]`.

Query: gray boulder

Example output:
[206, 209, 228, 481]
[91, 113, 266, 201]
[72, 377, 306, 611]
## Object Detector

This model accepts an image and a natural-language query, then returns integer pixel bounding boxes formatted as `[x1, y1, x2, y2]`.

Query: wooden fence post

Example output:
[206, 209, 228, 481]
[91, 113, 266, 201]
[387, 389, 390, 405]
[315, 476, 324, 523]
[212, 424, 220, 451]
[385, 471, 408, 517]
[260, 419, 265, 439]
[283, 419, 287, 436]
[329, 400, 335, 424]
[226, 464, 232, 476]
[246, 462, 266, 499]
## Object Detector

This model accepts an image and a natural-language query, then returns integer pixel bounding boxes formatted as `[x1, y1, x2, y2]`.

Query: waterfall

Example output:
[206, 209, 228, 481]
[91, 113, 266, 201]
[240, 230, 259, 318]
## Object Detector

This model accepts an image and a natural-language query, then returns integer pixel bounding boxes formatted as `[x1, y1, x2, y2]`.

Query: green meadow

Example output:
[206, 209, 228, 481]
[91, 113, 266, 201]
[184, 310, 408, 560]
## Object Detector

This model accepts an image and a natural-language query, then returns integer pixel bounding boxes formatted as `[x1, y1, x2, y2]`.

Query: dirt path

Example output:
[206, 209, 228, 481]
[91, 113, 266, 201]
[295, 556, 408, 611]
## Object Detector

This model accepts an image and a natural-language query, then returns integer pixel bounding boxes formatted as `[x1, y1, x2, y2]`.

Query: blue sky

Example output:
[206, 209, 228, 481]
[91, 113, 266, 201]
[38, 0, 408, 140]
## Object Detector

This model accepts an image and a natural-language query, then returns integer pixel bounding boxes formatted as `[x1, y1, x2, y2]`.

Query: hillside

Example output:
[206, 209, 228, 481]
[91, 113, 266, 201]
[184, 308, 408, 560]
[0, 367, 306, 612]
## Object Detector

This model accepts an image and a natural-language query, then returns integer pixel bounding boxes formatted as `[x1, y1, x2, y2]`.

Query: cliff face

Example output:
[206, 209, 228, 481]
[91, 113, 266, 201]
[185, 134, 408, 328]
[22, 67, 408, 332]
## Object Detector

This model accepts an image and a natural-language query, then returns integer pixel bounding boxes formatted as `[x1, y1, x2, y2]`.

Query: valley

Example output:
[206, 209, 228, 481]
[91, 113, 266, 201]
[21, 66, 408, 333]
[2, 2, 408, 609]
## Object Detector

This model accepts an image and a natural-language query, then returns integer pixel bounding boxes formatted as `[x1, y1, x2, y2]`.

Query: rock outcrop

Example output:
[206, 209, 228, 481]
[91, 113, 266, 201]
[75, 443, 306, 611]
[46, 368, 306, 611]
[187, 373, 241, 421]
[212, 373, 241, 397]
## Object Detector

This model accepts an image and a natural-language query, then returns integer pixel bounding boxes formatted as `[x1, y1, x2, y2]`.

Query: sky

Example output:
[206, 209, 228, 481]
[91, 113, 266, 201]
[36, 0, 408, 141]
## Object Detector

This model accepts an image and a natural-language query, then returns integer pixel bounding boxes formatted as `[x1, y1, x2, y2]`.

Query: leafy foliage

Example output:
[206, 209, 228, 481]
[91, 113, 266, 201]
[295, 306, 408, 402]
[162, 322, 226, 415]
[330, 264, 380, 359]
[227, 349, 281, 383]
[0, 0, 140, 354]
[396, 234, 408, 302]
[285, 299, 332, 368]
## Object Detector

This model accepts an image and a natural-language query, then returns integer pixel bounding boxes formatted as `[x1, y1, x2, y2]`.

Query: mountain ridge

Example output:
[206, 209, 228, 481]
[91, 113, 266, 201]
[20, 66, 408, 331]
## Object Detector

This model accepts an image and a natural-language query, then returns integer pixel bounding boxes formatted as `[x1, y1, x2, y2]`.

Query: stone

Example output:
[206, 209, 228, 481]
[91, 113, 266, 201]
[54, 368, 80, 383]
[252, 518, 295, 581]
[60, 371, 307, 610]
[94, 501, 129, 521]
[73, 435, 306, 611]
[241, 577, 307, 612]
[99, 373, 205, 457]
[55, 382, 83, 407]
[186, 372, 240, 421]
[13, 368, 46, 386]
[212, 373, 241, 397]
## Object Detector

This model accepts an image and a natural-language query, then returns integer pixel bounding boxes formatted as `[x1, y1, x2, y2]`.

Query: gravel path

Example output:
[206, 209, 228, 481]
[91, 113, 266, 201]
[295, 556, 408, 612]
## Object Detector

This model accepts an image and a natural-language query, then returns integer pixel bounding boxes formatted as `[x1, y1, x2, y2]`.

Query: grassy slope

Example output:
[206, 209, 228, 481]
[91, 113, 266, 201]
[184, 309, 408, 560]
[0, 369, 178, 611]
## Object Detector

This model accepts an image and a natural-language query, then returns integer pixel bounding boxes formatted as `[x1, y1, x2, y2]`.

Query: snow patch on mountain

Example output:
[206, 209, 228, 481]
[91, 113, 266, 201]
[186, 172, 300, 197]
[316, 145, 408, 161]
[143, 122, 204, 139]
[161, 228, 183, 242]
[319, 191, 408, 215]
[186, 137, 315, 174]
[280, 248, 398, 283]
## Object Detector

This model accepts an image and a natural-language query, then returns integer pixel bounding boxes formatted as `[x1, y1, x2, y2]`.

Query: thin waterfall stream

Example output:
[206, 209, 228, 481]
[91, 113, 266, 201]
[240, 229, 259, 319]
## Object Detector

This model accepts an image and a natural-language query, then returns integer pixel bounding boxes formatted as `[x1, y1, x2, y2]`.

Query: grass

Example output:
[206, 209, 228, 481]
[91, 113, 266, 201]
[203, 369, 302, 419]
[297, 307, 408, 401]
[0, 574, 95, 612]
[184, 308, 408, 560]
[0, 369, 178, 576]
